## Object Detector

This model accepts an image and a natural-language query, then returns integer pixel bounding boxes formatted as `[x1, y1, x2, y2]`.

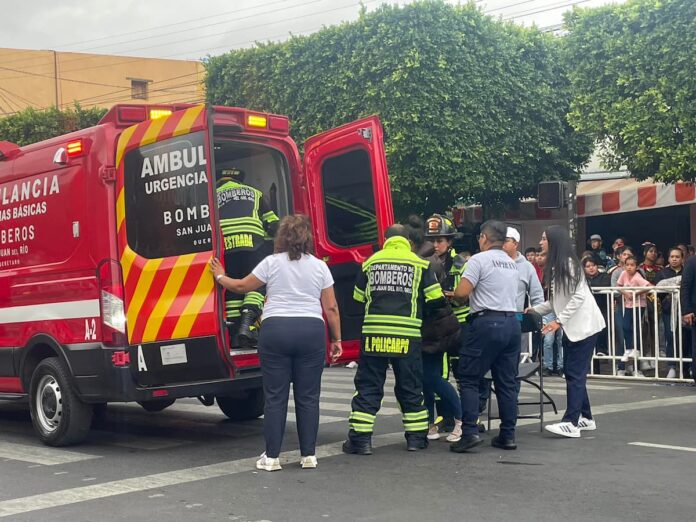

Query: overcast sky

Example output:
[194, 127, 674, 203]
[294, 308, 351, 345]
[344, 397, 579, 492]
[2, 0, 627, 61]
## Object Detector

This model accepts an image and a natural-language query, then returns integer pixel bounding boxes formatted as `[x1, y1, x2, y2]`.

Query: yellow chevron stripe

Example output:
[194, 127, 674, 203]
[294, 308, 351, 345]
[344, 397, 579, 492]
[139, 114, 169, 148]
[116, 124, 138, 168]
[120, 245, 138, 285]
[172, 257, 214, 338]
[126, 258, 164, 343]
[116, 188, 125, 232]
[141, 254, 195, 343]
[172, 104, 205, 137]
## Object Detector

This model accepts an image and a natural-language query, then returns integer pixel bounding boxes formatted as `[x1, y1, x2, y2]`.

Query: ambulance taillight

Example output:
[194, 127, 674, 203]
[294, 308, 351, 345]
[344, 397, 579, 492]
[97, 259, 128, 347]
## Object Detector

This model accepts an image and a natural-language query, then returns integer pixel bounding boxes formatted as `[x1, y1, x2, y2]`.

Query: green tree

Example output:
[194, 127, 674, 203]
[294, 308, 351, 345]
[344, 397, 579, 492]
[564, 0, 696, 182]
[0, 105, 107, 147]
[206, 0, 591, 216]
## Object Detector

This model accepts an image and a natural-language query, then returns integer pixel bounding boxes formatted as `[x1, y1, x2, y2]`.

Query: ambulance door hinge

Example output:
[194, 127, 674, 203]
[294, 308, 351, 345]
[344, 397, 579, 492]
[357, 127, 372, 142]
[100, 166, 117, 182]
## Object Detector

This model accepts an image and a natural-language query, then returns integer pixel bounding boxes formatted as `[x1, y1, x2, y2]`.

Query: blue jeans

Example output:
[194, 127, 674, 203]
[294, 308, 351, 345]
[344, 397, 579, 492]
[562, 333, 598, 425]
[542, 313, 563, 371]
[423, 352, 462, 423]
[623, 306, 644, 351]
[459, 314, 521, 439]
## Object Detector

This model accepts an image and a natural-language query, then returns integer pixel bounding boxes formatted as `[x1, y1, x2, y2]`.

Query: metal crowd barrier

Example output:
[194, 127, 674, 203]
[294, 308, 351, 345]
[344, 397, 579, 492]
[588, 286, 693, 382]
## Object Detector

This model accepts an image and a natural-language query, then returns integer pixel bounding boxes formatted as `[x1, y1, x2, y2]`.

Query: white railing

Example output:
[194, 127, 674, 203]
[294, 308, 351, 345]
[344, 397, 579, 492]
[588, 285, 693, 382]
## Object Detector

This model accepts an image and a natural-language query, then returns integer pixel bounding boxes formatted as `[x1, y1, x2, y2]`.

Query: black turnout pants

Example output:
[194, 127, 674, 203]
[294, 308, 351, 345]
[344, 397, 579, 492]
[258, 317, 326, 458]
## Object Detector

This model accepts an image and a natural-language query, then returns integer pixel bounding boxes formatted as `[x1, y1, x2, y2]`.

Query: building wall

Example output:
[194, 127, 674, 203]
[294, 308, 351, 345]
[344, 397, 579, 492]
[0, 48, 205, 116]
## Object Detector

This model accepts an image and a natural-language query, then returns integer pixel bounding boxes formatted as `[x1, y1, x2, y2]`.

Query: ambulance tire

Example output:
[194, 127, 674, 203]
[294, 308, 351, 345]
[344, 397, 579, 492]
[138, 399, 176, 412]
[216, 388, 264, 421]
[29, 357, 93, 447]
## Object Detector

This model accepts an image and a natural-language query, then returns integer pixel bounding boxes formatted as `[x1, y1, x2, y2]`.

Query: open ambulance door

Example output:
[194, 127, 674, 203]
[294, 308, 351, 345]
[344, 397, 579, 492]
[115, 104, 231, 387]
[303, 116, 394, 363]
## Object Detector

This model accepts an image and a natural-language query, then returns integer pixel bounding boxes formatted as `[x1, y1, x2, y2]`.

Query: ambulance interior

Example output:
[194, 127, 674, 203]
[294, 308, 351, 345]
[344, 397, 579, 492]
[212, 140, 292, 218]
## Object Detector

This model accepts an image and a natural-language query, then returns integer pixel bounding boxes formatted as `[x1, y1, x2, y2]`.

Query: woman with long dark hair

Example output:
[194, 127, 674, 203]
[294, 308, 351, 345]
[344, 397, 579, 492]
[527, 225, 605, 438]
[210, 214, 342, 470]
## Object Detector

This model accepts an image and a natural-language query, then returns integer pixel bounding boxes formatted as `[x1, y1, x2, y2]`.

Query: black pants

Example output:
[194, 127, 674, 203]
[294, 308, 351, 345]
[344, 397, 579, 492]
[459, 314, 521, 439]
[223, 245, 270, 320]
[258, 317, 326, 458]
[561, 333, 598, 425]
[349, 344, 428, 437]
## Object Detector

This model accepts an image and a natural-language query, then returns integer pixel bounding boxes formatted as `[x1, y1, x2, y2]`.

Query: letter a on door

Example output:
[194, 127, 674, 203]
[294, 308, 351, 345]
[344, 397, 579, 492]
[137, 345, 148, 372]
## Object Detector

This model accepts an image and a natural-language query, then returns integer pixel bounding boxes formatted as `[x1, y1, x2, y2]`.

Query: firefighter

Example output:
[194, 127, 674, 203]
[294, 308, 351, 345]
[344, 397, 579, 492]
[216, 167, 279, 345]
[424, 214, 480, 433]
[342, 224, 446, 454]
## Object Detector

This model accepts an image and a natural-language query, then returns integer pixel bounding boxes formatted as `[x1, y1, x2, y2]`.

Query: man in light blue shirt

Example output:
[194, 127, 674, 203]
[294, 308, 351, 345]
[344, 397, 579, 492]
[451, 220, 521, 452]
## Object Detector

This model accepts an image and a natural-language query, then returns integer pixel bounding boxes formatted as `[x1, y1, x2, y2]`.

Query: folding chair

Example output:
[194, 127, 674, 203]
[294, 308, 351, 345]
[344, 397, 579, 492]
[486, 312, 557, 432]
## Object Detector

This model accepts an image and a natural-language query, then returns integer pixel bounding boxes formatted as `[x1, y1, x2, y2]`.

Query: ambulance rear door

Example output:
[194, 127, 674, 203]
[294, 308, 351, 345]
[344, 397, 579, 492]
[115, 105, 230, 387]
[303, 116, 394, 362]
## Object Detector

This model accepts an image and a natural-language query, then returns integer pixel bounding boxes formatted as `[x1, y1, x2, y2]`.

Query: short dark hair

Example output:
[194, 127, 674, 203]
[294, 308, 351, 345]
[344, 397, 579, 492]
[624, 255, 638, 265]
[385, 223, 408, 240]
[479, 220, 506, 244]
[525, 247, 537, 255]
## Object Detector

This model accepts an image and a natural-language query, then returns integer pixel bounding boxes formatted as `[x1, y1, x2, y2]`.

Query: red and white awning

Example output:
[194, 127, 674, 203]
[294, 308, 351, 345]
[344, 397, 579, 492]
[577, 179, 696, 217]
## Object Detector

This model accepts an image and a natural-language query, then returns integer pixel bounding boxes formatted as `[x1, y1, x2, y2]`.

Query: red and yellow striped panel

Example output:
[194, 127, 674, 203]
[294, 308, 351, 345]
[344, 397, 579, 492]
[114, 105, 217, 345]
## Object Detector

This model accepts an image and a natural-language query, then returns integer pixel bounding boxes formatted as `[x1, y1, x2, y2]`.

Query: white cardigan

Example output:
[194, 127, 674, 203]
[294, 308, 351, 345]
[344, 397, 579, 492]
[533, 267, 606, 343]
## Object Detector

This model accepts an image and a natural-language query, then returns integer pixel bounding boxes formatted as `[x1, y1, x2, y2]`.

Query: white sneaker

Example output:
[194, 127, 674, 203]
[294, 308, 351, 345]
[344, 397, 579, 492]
[577, 416, 597, 431]
[621, 349, 636, 362]
[634, 370, 647, 378]
[446, 420, 462, 442]
[545, 422, 581, 438]
[639, 360, 652, 371]
[617, 370, 627, 377]
[427, 424, 441, 440]
[666, 368, 677, 379]
[300, 455, 317, 469]
[659, 350, 667, 358]
[256, 453, 281, 472]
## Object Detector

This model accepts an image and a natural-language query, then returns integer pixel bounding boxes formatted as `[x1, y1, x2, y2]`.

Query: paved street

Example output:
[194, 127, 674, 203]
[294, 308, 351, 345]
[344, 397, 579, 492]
[1, 367, 695, 522]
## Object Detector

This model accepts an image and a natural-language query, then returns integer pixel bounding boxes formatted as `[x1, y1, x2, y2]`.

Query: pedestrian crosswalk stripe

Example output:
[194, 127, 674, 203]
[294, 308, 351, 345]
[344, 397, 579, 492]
[0, 441, 100, 466]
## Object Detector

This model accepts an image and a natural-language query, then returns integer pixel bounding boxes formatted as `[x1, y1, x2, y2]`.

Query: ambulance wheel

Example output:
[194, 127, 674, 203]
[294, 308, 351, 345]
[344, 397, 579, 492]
[138, 399, 176, 412]
[216, 388, 264, 421]
[29, 357, 93, 446]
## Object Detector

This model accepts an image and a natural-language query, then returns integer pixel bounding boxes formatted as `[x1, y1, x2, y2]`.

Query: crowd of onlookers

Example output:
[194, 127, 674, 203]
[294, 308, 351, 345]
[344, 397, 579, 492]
[523, 235, 695, 379]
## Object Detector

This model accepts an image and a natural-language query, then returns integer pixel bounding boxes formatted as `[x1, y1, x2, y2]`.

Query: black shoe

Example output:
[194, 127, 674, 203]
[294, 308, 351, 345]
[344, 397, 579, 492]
[405, 434, 428, 452]
[238, 309, 256, 342]
[342, 439, 372, 455]
[491, 435, 517, 450]
[449, 434, 484, 453]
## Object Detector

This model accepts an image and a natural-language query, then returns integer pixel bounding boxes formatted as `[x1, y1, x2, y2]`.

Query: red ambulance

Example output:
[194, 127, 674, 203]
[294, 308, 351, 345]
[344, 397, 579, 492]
[0, 103, 393, 445]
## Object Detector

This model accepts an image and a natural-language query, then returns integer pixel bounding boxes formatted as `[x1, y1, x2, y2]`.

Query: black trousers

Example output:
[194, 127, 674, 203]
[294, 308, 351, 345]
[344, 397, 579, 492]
[459, 314, 521, 439]
[349, 344, 428, 437]
[258, 317, 326, 458]
[223, 245, 269, 319]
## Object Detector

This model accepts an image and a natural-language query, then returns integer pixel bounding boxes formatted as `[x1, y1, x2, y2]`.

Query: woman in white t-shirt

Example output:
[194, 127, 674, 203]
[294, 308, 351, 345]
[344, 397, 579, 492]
[210, 214, 342, 472]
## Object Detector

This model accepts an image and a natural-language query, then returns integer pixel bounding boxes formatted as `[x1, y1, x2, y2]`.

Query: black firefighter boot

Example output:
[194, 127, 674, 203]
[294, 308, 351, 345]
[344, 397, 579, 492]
[342, 431, 373, 455]
[405, 431, 429, 452]
[238, 308, 258, 346]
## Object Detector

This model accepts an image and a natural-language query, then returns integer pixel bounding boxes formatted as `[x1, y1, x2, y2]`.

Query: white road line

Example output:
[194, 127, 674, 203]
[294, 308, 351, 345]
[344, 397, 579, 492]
[0, 432, 404, 519]
[0, 442, 99, 466]
[628, 442, 696, 453]
[2, 395, 696, 517]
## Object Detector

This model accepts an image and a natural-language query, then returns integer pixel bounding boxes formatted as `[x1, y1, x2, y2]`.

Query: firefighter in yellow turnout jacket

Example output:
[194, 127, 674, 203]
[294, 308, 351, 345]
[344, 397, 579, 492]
[342, 225, 446, 454]
[216, 168, 279, 344]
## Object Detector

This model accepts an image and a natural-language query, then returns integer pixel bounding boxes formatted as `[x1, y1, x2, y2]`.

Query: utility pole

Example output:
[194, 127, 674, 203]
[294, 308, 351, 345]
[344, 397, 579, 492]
[53, 51, 60, 108]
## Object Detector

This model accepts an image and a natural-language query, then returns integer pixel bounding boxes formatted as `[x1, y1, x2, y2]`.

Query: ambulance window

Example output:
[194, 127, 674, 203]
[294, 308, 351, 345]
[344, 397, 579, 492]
[321, 149, 377, 247]
[123, 131, 212, 258]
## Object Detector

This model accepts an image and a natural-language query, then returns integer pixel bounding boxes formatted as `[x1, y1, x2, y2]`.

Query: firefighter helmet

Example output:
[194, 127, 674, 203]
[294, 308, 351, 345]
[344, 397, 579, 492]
[425, 214, 456, 238]
[216, 167, 245, 186]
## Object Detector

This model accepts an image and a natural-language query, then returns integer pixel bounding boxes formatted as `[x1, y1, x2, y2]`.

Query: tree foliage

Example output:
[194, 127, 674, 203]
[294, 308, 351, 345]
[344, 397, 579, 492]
[564, 0, 696, 182]
[0, 105, 107, 147]
[205, 0, 591, 216]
